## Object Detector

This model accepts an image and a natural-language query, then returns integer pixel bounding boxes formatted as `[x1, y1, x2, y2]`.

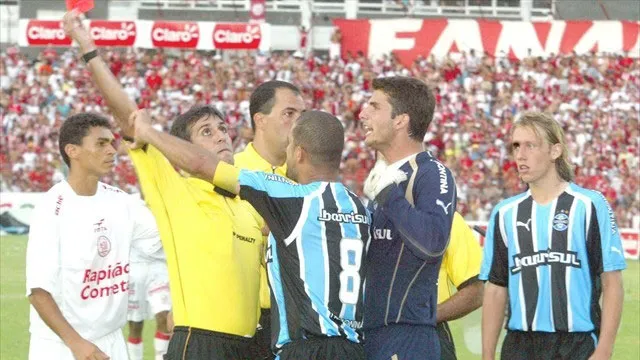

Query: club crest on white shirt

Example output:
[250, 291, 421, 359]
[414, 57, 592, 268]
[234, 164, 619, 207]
[97, 235, 112, 257]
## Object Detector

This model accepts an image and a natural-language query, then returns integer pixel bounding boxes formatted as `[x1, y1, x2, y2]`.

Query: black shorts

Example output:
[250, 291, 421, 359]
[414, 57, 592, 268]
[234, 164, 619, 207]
[436, 322, 457, 360]
[277, 336, 364, 360]
[501, 330, 598, 360]
[165, 326, 252, 360]
[248, 308, 273, 360]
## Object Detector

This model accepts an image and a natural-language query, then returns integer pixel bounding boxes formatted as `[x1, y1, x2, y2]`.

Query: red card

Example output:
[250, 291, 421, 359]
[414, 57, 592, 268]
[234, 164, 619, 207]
[66, 0, 94, 13]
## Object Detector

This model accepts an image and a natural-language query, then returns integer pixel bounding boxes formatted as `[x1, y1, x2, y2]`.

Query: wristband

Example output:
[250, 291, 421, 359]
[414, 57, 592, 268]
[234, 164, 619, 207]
[82, 49, 99, 64]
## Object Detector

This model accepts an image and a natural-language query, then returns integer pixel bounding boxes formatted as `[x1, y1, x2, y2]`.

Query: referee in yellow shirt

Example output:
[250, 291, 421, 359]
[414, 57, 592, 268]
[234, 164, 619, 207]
[235, 80, 306, 359]
[65, 14, 264, 358]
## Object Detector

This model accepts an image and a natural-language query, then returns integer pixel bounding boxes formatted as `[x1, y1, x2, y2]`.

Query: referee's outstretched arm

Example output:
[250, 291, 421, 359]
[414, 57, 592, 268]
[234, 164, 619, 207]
[64, 10, 139, 139]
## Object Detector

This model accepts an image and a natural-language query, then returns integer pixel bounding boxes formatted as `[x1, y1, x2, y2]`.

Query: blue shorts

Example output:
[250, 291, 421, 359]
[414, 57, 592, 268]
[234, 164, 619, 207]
[365, 324, 440, 360]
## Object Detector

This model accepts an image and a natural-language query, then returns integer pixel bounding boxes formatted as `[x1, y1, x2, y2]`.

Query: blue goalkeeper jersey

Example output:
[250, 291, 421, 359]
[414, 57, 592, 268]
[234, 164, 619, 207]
[237, 170, 371, 351]
[479, 183, 627, 332]
[364, 151, 457, 331]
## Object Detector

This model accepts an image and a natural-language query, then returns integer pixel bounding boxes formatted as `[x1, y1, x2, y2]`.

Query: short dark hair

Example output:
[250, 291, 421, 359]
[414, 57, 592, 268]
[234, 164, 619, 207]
[249, 80, 301, 130]
[170, 105, 226, 142]
[292, 110, 344, 169]
[59, 113, 112, 167]
[372, 76, 436, 142]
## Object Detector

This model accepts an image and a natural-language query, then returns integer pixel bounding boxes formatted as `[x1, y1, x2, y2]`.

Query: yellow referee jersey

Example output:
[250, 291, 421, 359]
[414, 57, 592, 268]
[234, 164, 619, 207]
[129, 145, 264, 336]
[234, 142, 287, 310]
[437, 212, 483, 304]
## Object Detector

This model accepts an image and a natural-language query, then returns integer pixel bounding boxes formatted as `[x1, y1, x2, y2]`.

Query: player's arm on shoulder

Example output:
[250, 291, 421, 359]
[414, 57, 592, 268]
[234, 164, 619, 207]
[376, 161, 456, 259]
[234, 170, 306, 242]
[437, 212, 484, 322]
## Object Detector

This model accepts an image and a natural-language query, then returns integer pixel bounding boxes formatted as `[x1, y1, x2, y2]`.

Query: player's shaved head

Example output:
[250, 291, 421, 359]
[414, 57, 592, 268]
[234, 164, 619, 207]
[292, 111, 344, 170]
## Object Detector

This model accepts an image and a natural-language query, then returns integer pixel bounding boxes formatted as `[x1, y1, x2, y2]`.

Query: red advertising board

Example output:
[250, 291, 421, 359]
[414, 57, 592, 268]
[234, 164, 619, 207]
[151, 21, 200, 49]
[90, 20, 137, 47]
[333, 19, 640, 66]
[212, 23, 262, 50]
[25, 20, 72, 46]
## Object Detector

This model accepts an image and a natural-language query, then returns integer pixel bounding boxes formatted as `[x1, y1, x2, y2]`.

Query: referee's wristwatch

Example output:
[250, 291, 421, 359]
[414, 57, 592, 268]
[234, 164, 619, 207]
[81, 49, 99, 64]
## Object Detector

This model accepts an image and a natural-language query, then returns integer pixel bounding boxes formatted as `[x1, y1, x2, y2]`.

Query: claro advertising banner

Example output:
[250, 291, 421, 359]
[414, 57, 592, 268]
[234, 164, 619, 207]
[333, 19, 640, 66]
[18, 19, 271, 51]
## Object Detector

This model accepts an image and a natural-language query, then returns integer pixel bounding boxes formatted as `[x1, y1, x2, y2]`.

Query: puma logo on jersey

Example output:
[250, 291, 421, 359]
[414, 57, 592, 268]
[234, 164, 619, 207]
[516, 219, 532, 232]
[436, 199, 452, 215]
[611, 246, 622, 255]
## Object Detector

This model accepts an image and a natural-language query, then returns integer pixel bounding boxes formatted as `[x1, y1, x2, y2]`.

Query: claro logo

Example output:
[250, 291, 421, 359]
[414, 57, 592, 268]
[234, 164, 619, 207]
[90, 21, 136, 46]
[26, 21, 72, 46]
[213, 23, 261, 49]
[151, 21, 200, 48]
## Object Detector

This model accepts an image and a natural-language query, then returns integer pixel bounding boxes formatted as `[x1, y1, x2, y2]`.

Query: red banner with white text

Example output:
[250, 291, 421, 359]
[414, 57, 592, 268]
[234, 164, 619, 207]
[333, 19, 640, 66]
[18, 19, 270, 51]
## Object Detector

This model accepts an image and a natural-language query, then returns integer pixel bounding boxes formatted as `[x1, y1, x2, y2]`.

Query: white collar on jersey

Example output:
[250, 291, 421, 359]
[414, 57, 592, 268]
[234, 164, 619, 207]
[387, 152, 420, 172]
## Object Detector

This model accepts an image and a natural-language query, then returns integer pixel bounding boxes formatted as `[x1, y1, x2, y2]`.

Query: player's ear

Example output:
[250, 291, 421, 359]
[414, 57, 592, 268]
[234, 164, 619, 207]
[393, 113, 410, 132]
[65, 143, 80, 162]
[295, 145, 305, 164]
[253, 113, 265, 131]
[550, 143, 562, 161]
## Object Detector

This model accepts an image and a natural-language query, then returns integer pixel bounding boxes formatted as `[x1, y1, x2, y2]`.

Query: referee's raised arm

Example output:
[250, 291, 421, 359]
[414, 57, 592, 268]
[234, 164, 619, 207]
[63, 10, 138, 139]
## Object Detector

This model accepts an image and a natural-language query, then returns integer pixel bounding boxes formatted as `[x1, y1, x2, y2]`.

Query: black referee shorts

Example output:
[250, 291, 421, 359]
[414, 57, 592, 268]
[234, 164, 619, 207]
[436, 322, 457, 360]
[501, 330, 597, 360]
[248, 308, 273, 360]
[277, 336, 364, 360]
[164, 326, 252, 360]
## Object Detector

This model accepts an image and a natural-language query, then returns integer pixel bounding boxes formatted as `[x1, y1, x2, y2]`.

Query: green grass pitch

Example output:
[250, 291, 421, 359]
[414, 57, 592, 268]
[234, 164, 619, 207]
[2, 235, 638, 359]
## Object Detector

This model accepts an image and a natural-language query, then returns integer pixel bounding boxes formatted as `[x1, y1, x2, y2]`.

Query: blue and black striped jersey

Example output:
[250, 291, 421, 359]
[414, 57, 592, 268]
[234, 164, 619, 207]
[479, 183, 627, 332]
[237, 170, 371, 351]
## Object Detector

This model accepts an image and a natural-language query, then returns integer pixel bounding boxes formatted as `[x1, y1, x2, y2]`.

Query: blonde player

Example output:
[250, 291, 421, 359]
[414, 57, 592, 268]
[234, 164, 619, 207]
[26, 113, 162, 360]
[127, 244, 171, 360]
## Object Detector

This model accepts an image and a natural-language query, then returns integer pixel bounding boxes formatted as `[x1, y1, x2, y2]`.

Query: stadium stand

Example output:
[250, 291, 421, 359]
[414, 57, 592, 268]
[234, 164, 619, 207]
[1, 46, 638, 227]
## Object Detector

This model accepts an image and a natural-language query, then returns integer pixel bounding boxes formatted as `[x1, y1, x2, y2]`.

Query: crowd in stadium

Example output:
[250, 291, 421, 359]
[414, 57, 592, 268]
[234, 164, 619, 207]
[1, 45, 638, 227]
